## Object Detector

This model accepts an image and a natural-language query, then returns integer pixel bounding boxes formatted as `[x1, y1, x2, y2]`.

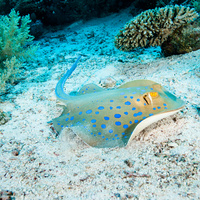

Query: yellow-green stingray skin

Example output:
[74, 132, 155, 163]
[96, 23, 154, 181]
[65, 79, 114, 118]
[53, 57, 185, 148]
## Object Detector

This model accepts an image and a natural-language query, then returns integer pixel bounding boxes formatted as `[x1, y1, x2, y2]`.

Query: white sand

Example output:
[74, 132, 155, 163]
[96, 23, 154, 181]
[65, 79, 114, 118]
[0, 8, 200, 199]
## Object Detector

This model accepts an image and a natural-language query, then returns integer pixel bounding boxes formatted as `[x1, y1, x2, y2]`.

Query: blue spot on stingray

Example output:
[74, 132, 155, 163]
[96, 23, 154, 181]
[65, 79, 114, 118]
[79, 112, 82, 115]
[124, 96, 127, 98]
[133, 113, 138, 117]
[106, 138, 108, 140]
[91, 119, 96, 123]
[86, 109, 92, 114]
[82, 119, 85, 121]
[104, 116, 109, 120]
[151, 88, 153, 90]
[110, 106, 113, 110]
[132, 92, 136, 94]
[123, 124, 128, 129]
[122, 132, 125, 135]
[110, 100, 114, 102]
[70, 116, 74, 120]
[157, 106, 161, 109]
[65, 118, 69, 121]
[98, 106, 104, 110]
[135, 120, 139, 123]
[109, 129, 113, 133]
[115, 134, 118, 137]
[95, 111, 99, 114]
[117, 137, 119, 139]
[125, 101, 131, 105]
[130, 96, 133, 99]
[114, 114, 121, 118]
[102, 136, 105, 138]
[98, 132, 101, 135]
[116, 106, 121, 109]
[132, 107, 136, 111]
[137, 98, 140, 102]
[163, 103, 167, 106]
[141, 90, 146, 92]
[149, 113, 153, 116]
[165, 107, 168, 109]
[143, 116, 146, 119]
[153, 108, 156, 110]
[61, 125, 63, 127]
[144, 103, 146, 106]
[137, 87, 140, 90]
[94, 134, 96, 136]
[91, 132, 93, 135]
[115, 121, 121, 126]
[86, 88, 88, 90]
[124, 112, 128, 115]
[120, 92, 125, 95]
[101, 124, 106, 129]
[124, 136, 127, 138]
[93, 124, 96, 127]
[130, 121, 132, 124]
[138, 112, 143, 116]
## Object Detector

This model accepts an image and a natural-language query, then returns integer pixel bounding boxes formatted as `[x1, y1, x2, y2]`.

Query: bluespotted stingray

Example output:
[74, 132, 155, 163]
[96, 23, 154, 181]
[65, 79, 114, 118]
[52, 55, 185, 148]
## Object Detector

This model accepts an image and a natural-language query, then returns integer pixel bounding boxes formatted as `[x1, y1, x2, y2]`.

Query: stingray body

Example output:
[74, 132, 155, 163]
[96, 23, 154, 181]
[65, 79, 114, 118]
[52, 56, 185, 148]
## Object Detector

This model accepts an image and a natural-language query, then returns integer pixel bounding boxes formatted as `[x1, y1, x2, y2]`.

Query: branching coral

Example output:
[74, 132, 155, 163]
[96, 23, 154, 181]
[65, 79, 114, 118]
[0, 9, 37, 93]
[114, 5, 199, 51]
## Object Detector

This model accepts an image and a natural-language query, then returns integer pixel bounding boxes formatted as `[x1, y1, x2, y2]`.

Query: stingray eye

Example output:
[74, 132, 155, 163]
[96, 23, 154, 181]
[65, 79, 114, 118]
[150, 92, 158, 98]
[143, 94, 151, 105]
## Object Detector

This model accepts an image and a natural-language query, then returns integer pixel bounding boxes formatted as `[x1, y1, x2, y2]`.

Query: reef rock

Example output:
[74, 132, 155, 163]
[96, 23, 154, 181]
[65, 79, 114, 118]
[161, 19, 200, 56]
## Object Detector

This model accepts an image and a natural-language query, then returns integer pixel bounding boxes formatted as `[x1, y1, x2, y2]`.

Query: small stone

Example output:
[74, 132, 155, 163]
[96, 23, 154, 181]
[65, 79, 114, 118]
[99, 77, 116, 88]
[114, 193, 121, 198]
[168, 142, 178, 148]
[12, 149, 20, 156]
[0, 110, 10, 125]
[124, 159, 134, 167]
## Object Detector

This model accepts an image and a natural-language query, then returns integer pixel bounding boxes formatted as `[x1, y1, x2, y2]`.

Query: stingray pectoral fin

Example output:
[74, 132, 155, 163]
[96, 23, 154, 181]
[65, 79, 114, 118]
[118, 80, 158, 89]
[52, 115, 70, 134]
[78, 83, 104, 95]
[127, 108, 183, 145]
[71, 126, 131, 148]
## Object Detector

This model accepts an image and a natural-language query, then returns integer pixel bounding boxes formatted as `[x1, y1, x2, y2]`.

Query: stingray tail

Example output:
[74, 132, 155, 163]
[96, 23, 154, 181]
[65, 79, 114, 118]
[55, 55, 82, 100]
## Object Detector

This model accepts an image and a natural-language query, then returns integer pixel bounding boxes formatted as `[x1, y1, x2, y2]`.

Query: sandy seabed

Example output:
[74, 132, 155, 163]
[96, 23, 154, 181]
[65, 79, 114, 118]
[0, 7, 200, 200]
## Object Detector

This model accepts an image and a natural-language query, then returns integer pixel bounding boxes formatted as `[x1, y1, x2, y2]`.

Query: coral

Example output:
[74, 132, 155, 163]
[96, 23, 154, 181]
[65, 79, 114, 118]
[114, 5, 199, 51]
[0, 9, 37, 93]
[192, 0, 200, 13]
[161, 19, 200, 56]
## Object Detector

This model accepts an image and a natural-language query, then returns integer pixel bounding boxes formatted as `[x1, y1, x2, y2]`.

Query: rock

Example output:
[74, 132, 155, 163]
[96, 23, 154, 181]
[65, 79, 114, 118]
[0, 190, 16, 199]
[0, 0, 134, 26]
[161, 19, 200, 56]
[167, 142, 178, 148]
[30, 20, 44, 39]
[0, 110, 10, 125]
[99, 77, 116, 88]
